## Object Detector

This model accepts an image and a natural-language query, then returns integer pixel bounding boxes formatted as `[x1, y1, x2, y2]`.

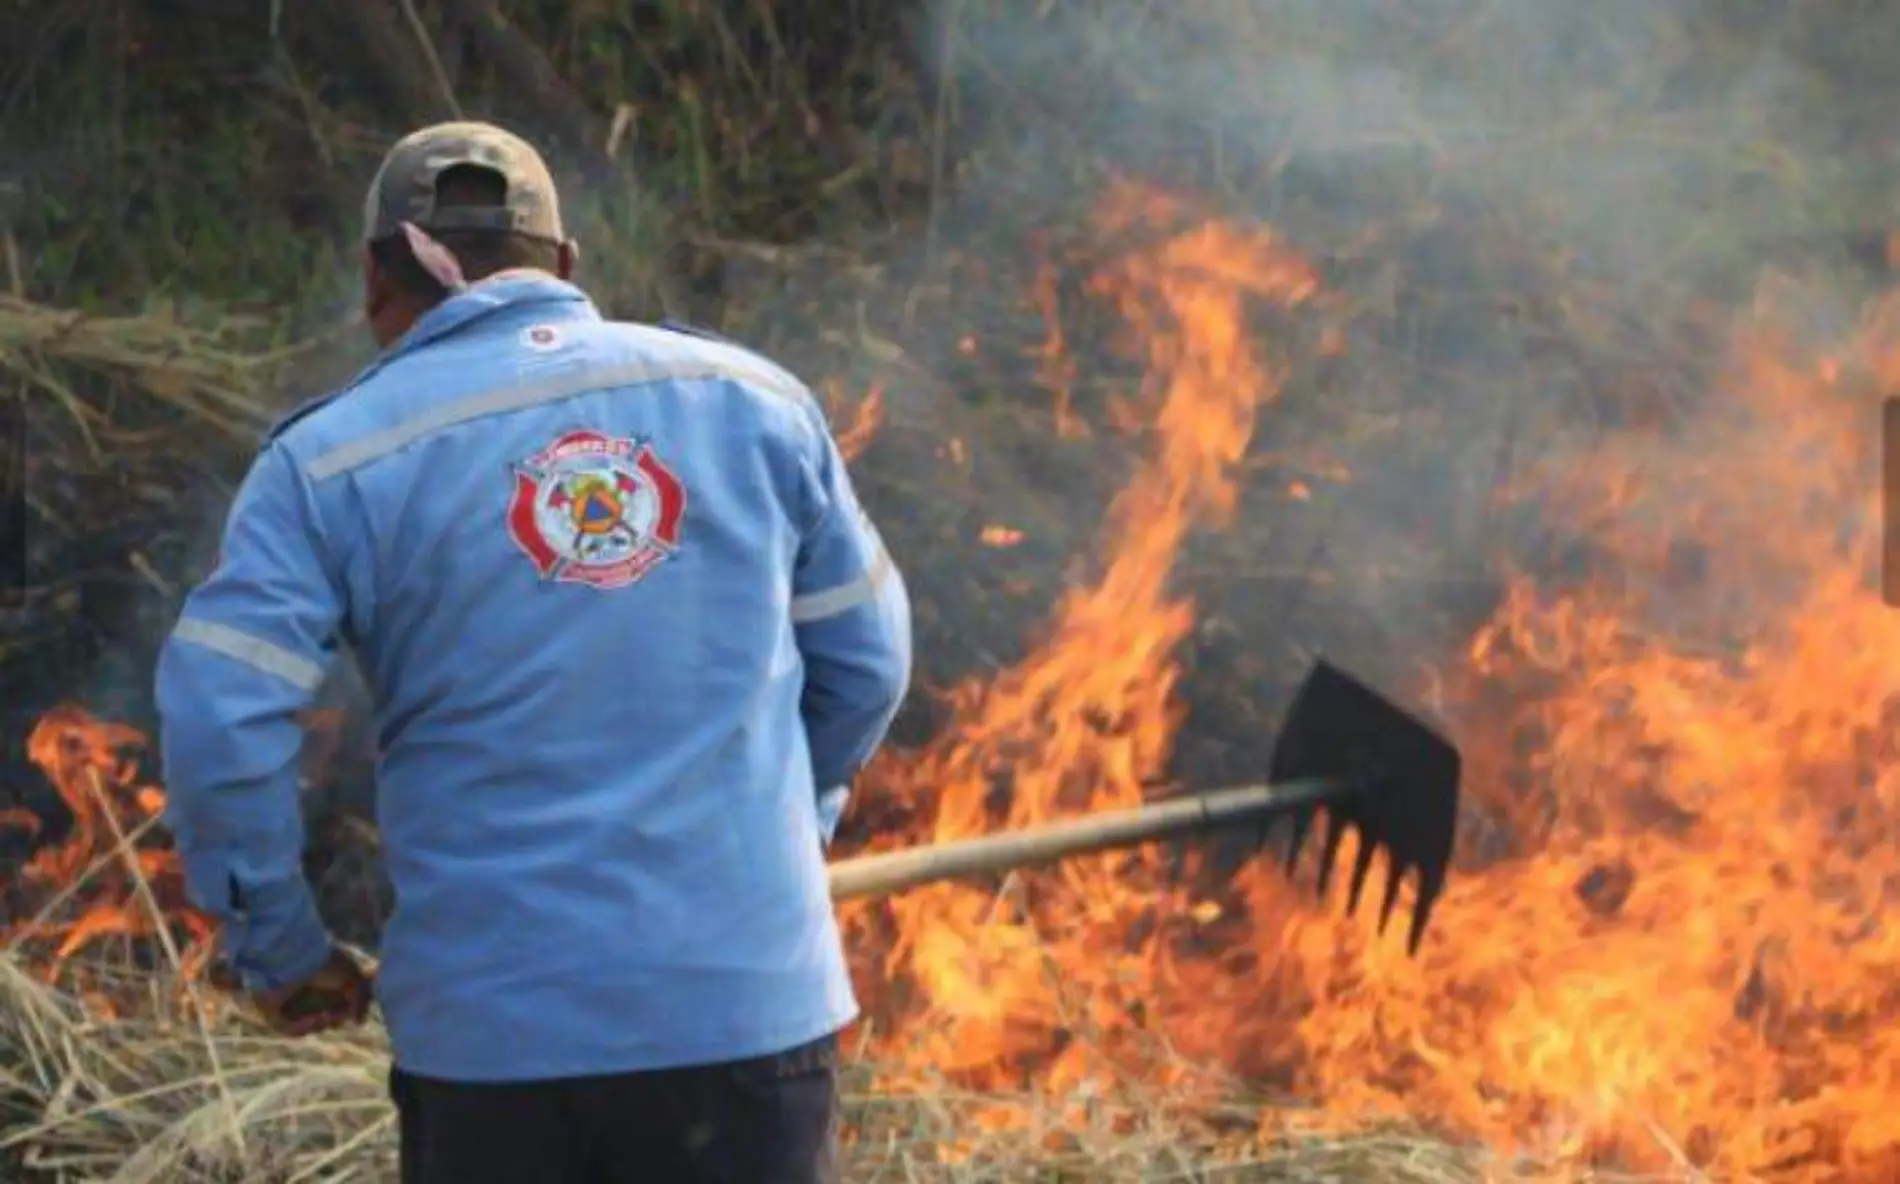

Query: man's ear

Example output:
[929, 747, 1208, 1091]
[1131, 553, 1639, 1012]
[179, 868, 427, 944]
[362, 245, 387, 319]
[557, 239, 580, 281]
[361, 245, 410, 349]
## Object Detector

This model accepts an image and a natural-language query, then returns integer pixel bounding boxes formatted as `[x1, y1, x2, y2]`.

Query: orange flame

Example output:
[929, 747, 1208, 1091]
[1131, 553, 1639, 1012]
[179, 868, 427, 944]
[825, 380, 886, 464]
[1032, 261, 1088, 440]
[5, 709, 214, 982]
[839, 184, 1322, 1123]
[832, 198, 1900, 1179]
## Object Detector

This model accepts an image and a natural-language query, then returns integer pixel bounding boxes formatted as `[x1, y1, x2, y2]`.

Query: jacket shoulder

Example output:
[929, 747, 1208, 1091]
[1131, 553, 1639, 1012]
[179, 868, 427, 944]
[655, 317, 735, 346]
[262, 391, 342, 445]
[260, 351, 396, 451]
[639, 319, 816, 413]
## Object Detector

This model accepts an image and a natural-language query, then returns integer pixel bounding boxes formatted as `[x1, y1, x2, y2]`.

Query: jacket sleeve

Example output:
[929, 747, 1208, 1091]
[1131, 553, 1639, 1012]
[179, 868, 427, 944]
[154, 442, 342, 991]
[791, 414, 913, 845]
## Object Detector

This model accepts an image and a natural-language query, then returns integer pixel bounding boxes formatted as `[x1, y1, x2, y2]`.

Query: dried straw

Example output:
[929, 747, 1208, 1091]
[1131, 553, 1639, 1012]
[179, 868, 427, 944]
[0, 294, 345, 446]
[0, 957, 1501, 1183]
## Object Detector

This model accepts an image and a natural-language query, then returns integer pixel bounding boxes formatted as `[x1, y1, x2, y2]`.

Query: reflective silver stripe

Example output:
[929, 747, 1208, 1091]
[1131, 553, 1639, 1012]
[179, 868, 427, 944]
[306, 331, 806, 481]
[171, 618, 326, 691]
[791, 544, 894, 624]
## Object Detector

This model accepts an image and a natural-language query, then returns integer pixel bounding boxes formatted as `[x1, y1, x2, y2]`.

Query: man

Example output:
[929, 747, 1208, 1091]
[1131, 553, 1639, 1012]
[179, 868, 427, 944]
[154, 121, 912, 1183]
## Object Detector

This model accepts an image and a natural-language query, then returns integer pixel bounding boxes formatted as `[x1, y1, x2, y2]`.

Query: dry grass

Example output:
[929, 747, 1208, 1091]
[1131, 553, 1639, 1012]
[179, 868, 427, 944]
[0, 950, 1501, 1183]
[0, 294, 352, 446]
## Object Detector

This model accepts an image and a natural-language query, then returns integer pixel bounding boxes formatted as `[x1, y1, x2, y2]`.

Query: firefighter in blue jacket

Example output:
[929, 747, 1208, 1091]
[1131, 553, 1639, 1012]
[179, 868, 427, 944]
[154, 121, 913, 1184]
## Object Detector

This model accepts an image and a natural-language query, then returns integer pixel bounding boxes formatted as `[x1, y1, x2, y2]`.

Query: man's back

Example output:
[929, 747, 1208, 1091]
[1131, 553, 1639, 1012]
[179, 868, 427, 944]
[159, 272, 911, 1081]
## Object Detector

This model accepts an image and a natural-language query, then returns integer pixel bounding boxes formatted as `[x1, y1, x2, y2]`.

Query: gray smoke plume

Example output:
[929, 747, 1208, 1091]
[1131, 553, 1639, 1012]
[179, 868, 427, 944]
[812, 0, 1900, 757]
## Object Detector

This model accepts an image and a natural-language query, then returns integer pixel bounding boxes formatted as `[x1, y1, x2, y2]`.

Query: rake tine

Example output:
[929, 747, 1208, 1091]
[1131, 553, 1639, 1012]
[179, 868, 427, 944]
[1346, 829, 1380, 914]
[1377, 861, 1406, 935]
[1409, 873, 1446, 956]
[1284, 807, 1314, 871]
[1315, 814, 1347, 896]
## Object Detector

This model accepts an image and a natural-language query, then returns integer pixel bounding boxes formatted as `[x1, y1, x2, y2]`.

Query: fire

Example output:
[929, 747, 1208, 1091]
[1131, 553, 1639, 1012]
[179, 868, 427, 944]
[1354, 296, 1900, 1175]
[9, 181, 1900, 1179]
[1032, 260, 1088, 440]
[824, 379, 886, 463]
[834, 191, 1900, 1179]
[838, 183, 1323, 1117]
[4, 709, 214, 983]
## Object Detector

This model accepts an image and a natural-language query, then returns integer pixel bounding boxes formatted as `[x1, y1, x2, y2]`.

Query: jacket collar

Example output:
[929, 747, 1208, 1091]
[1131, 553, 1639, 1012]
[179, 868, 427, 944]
[385, 271, 602, 362]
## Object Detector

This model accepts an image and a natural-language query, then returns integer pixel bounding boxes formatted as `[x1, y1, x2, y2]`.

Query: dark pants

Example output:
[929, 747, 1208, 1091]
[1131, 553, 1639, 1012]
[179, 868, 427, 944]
[390, 1034, 842, 1184]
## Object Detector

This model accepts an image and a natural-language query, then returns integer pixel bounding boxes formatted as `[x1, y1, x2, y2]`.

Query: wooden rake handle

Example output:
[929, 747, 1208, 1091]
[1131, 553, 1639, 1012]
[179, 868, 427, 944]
[825, 777, 1343, 902]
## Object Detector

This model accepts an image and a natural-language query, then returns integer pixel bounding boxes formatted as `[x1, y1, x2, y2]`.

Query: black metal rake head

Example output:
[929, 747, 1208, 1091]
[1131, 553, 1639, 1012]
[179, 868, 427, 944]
[1267, 660, 1461, 955]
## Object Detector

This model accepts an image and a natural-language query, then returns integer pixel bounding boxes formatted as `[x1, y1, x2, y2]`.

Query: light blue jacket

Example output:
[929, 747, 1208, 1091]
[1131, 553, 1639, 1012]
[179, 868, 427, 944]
[154, 273, 912, 1082]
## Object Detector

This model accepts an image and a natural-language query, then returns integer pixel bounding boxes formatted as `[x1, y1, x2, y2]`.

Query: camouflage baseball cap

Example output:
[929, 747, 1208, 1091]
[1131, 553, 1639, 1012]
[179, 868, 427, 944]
[362, 121, 566, 244]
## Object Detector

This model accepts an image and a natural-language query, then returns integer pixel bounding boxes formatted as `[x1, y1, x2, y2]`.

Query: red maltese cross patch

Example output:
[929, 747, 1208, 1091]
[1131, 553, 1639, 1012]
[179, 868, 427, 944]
[506, 430, 687, 589]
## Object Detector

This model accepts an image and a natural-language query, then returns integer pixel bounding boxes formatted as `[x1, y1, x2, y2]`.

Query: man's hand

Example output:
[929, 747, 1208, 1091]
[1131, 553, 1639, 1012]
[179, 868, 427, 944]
[250, 947, 374, 1037]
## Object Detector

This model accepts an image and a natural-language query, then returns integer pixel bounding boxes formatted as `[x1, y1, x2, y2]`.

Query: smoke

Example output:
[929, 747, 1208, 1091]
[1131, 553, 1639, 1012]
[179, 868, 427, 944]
[847, 0, 1898, 746]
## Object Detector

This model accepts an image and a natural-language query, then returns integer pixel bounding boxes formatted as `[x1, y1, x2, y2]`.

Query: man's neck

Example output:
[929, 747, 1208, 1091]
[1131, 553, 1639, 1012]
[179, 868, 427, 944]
[465, 267, 559, 289]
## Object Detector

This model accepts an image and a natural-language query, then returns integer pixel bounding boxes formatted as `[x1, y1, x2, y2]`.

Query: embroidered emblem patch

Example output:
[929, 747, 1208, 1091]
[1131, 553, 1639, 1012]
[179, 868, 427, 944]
[506, 430, 686, 589]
